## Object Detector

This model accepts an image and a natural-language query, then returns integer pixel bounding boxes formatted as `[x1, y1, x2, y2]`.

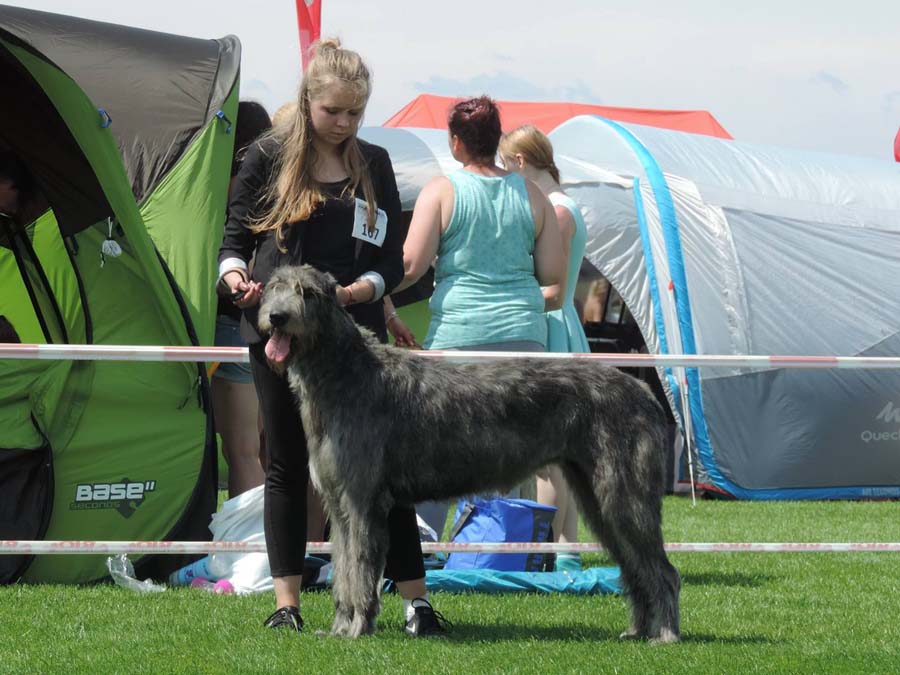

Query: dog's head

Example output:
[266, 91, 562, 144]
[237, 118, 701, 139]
[257, 265, 340, 368]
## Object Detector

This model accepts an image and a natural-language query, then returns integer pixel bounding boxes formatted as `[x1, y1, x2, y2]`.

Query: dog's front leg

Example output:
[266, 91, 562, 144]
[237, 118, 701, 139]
[329, 511, 355, 637]
[340, 503, 390, 638]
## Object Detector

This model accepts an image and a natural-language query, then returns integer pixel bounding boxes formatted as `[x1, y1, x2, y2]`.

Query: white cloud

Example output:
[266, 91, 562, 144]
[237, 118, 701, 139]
[883, 92, 900, 115]
[810, 71, 850, 95]
[412, 71, 603, 104]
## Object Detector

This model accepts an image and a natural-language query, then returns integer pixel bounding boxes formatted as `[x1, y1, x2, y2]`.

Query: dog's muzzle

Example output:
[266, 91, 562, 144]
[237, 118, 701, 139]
[268, 311, 288, 328]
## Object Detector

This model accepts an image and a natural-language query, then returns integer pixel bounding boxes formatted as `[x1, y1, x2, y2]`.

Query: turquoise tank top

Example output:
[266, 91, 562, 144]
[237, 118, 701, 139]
[546, 192, 590, 353]
[425, 170, 547, 349]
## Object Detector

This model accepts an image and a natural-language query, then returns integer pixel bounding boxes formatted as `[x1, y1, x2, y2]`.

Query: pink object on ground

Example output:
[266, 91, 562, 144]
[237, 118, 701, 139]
[213, 579, 235, 595]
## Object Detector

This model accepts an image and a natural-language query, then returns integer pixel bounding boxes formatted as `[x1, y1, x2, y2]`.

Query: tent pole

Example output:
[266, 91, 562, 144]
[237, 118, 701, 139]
[681, 379, 697, 506]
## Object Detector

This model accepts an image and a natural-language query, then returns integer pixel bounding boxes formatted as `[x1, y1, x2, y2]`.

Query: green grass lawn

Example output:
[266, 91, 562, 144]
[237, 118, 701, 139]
[2, 497, 900, 674]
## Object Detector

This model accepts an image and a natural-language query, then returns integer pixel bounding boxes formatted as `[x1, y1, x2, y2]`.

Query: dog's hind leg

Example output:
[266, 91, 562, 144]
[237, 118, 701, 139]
[562, 450, 680, 644]
[559, 461, 643, 631]
[602, 425, 681, 644]
[605, 519, 680, 644]
[604, 522, 679, 643]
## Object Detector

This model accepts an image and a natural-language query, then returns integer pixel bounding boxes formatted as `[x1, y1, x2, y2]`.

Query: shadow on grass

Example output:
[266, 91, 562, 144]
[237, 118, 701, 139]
[681, 571, 776, 588]
[437, 623, 777, 646]
[439, 623, 621, 643]
[426, 622, 784, 645]
[681, 632, 781, 645]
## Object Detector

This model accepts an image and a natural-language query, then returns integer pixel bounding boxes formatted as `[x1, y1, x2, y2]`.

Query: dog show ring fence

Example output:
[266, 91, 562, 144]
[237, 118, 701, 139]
[2, 344, 899, 571]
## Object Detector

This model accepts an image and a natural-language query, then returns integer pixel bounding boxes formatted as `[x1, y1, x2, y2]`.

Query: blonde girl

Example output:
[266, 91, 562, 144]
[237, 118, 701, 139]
[217, 39, 446, 635]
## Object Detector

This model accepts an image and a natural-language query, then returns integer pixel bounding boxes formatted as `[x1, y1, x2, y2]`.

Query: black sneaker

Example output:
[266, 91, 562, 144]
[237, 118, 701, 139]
[263, 606, 303, 631]
[404, 598, 451, 637]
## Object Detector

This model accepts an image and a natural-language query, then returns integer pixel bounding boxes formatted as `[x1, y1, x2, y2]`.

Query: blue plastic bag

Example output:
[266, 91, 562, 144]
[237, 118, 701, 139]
[445, 497, 556, 572]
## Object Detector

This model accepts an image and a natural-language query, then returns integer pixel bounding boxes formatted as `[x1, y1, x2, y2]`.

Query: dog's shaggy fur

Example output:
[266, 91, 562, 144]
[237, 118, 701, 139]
[258, 265, 680, 642]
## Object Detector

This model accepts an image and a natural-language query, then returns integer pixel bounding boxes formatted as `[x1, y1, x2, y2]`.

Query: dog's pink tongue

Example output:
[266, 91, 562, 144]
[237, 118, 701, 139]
[265, 329, 292, 364]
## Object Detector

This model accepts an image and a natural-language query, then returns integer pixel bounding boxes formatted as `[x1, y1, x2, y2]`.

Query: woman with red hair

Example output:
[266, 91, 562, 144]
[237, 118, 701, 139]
[398, 96, 563, 535]
[400, 96, 563, 349]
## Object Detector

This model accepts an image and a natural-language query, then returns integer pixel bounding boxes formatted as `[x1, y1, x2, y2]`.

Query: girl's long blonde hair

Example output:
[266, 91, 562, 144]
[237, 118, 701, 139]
[499, 124, 561, 184]
[251, 38, 376, 246]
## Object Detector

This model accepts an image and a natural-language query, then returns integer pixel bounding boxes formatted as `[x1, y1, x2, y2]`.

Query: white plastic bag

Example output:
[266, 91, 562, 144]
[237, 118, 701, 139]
[107, 554, 166, 593]
[207, 485, 272, 594]
[416, 514, 439, 544]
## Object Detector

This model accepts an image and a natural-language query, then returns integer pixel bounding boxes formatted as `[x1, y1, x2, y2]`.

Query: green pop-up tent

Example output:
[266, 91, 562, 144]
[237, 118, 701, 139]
[0, 5, 240, 583]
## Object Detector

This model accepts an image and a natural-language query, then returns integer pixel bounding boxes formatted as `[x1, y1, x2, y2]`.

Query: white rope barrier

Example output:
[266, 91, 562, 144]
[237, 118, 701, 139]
[3, 345, 896, 556]
[2, 343, 900, 369]
[2, 540, 900, 555]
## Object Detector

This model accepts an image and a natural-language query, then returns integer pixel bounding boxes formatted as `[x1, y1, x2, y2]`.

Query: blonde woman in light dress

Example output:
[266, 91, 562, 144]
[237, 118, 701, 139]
[500, 124, 590, 573]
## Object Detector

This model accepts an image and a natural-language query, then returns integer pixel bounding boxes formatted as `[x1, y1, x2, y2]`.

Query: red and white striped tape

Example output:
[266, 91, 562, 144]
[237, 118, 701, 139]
[1, 540, 899, 555]
[0, 344, 248, 363]
[2, 343, 899, 370]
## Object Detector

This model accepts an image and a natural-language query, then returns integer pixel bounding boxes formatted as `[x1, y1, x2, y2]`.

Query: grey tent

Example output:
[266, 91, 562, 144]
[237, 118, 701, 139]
[550, 116, 900, 498]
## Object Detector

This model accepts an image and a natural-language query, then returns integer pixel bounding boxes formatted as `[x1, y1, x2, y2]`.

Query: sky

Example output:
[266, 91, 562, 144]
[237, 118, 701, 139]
[9, 0, 900, 160]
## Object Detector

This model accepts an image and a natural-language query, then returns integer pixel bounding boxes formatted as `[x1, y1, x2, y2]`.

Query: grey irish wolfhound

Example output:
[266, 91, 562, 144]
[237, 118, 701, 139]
[258, 265, 680, 642]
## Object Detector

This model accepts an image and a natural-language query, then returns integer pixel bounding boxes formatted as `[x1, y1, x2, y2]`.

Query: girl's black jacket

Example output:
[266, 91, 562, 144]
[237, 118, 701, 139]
[218, 137, 405, 344]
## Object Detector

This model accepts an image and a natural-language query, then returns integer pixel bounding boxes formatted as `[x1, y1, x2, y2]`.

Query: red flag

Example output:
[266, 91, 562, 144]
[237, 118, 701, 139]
[295, 0, 322, 70]
[894, 126, 900, 162]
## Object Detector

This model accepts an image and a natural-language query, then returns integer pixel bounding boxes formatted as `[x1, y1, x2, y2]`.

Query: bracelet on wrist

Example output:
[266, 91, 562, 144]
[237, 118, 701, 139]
[386, 311, 399, 324]
[346, 285, 355, 305]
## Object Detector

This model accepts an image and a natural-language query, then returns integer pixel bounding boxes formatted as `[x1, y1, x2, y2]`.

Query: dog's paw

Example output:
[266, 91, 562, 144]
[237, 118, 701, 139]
[329, 614, 375, 638]
[618, 628, 644, 641]
[330, 614, 353, 638]
[344, 614, 375, 638]
[649, 627, 680, 645]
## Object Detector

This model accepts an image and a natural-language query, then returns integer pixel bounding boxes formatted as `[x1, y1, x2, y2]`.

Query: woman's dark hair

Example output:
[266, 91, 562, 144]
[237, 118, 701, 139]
[232, 101, 273, 176]
[0, 150, 35, 201]
[448, 96, 502, 161]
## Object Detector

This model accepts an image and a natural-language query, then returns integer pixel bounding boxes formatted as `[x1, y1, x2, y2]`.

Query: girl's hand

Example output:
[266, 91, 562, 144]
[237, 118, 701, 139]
[337, 280, 374, 307]
[225, 272, 263, 308]
[387, 312, 421, 349]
